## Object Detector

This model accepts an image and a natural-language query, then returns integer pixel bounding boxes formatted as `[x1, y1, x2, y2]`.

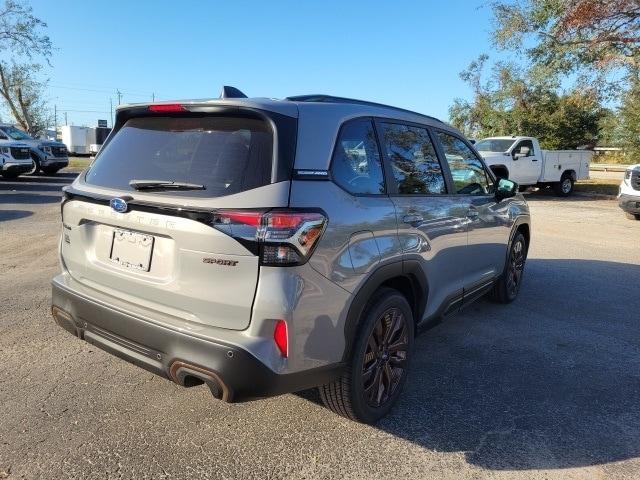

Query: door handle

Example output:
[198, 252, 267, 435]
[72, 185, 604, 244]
[531, 158, 538, 162]
[402, 214, 424, 226]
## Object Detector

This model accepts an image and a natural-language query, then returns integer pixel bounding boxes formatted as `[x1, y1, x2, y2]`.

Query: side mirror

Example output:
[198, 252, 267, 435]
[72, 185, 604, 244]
[496, 178, 518, 200]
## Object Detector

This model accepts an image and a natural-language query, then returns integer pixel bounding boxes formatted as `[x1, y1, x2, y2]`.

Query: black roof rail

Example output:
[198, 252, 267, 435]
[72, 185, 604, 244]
[285, 94, 443, 123]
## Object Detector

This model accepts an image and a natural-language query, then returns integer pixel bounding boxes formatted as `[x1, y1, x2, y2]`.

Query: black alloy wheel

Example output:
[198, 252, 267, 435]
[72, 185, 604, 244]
[361, 306, 409, 408]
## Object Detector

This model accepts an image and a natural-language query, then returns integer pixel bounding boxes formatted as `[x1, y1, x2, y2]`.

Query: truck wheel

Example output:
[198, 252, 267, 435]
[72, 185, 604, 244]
[28, 153, 41, 175]
[625, 213, 640, 221]
[553, 174, 574, 197]
[319, 288, 414, 423]
[489, 231, 527, 304]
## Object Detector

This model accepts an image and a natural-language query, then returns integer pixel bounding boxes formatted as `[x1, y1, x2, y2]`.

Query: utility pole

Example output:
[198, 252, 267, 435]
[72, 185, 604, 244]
[54, 105, 57, 135]
[152, 92, 155, 102]
[64, 112, 68, 126]
[110, 97, 113, 127]
[116, 89, 123, 105]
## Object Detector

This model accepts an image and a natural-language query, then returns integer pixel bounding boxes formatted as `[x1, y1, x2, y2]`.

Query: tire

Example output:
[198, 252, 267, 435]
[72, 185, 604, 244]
[553, 174, 574, 197]
[625, 213, 640, 221]
[319, 288, 414, 423]
[41, 166, 60, 175]
[28, 152, 41, 175]
[489, 231, 527, 304]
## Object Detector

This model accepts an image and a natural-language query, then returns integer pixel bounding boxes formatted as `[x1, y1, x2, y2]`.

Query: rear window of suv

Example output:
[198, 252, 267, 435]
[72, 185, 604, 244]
[85, 115, 273, 197]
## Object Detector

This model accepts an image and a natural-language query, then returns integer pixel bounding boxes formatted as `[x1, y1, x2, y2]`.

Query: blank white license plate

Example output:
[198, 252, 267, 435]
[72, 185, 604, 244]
[110, 229, 154, 272]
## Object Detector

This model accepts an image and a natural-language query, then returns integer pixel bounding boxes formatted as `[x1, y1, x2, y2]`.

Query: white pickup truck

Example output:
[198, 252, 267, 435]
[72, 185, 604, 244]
[474, 136, 593, 196]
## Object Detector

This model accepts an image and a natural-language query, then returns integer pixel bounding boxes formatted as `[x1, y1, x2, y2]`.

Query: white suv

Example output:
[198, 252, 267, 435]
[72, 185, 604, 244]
[619, 164, 640, 220]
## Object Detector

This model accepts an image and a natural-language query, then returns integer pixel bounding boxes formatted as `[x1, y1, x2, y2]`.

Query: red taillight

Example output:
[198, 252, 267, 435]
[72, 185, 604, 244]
[219, 210, 263, 227]
[148, 104, 186, 113]
[274, 320, 288, 357]
[210, 209, 327, 266]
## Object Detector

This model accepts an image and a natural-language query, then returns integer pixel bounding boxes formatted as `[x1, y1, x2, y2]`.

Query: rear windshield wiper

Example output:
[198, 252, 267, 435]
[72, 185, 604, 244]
[129, 179, 206, 191]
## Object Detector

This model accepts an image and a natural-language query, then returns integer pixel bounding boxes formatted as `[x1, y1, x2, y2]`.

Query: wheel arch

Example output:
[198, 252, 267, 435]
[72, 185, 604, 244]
[489, 164, 510, 180]
[341, 261, 428, 362]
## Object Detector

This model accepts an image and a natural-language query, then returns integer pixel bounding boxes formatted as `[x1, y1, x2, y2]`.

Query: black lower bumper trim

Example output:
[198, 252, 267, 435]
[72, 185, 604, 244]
[619, 194, 640, 214]
[2, 164, 31, 174]
[51, 278, 343, 402]
[43, 161, 69, 168]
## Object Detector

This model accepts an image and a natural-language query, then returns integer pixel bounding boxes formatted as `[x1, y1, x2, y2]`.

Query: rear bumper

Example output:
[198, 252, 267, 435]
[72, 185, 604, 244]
[619, 193, 640, 214]
[51, 275, 342, 401]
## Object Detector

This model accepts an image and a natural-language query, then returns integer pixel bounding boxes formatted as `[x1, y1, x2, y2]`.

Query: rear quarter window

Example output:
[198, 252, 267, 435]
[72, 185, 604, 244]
[330, 118, 385, 195]
[85, 115, 274, 197]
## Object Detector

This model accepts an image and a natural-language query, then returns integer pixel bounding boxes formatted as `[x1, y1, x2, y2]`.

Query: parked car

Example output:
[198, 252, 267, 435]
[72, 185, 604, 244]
[0, 140, 33, 179]
[51, 89, 531, 423]
[475, 136, 593, 196]
[0, 124, 69, 175]
[619, 164, 640, 220]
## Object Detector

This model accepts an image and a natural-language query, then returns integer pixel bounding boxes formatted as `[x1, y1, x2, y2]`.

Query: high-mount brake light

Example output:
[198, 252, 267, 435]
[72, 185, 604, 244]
[148, 104, 186, 113]
[210, 209, 327, 266]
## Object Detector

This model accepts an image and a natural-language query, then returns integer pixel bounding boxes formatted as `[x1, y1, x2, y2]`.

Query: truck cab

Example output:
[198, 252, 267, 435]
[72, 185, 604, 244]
[475, 136, 542, 185]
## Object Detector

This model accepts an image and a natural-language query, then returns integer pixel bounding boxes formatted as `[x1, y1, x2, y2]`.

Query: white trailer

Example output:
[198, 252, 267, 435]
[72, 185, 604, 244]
[475, 136, 593, 196]
[59, 126, 91, 155]
[59, 126, 112, 156]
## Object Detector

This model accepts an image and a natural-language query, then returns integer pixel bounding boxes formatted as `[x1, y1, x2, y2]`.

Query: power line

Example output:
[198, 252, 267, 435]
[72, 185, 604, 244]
[56, 109, 111, 113]
[48, 83, 160, 97]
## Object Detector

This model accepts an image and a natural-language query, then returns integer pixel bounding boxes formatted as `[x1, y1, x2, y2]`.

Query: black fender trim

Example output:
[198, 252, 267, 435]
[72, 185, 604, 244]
[340, 260, 428, 362]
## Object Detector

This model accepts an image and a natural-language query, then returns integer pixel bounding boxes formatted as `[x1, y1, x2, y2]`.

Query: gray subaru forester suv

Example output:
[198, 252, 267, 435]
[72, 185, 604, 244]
[52, 87, 530, 423]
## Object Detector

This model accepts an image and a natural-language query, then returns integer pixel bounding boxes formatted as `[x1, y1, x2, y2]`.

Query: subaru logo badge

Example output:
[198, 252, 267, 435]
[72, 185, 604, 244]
[110, 197, 128, 213]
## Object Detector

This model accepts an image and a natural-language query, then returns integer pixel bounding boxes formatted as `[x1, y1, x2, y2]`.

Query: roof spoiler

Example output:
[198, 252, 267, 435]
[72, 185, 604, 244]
[219, 86, 248, 99]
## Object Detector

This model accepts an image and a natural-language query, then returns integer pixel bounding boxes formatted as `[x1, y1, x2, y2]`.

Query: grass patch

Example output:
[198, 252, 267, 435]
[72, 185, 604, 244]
[593, 152, 636, 165]
[575, 178, 620, 196]
[67, 156, 92, 169]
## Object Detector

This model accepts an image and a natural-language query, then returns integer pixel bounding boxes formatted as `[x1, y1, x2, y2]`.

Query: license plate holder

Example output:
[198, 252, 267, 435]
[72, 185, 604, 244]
[110, 229, 154, 272]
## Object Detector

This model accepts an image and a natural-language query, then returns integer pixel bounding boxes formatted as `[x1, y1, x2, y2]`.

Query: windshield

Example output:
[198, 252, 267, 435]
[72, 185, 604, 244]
[85, 115, 274, 197]
[2, 126, 33, 141]
[474, 139, 515, 152]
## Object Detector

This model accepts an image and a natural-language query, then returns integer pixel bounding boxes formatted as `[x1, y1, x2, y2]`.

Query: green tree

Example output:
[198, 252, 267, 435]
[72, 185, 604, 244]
[491, 0, 640, 76]
[618, 72, 640, 159]
[488, 0, 640, 159]
[0, 0, 52, 135]
[449, 57, 603, 148]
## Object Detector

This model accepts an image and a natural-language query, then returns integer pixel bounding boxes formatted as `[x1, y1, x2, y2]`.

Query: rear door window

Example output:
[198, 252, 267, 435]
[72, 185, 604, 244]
[380, 122, 446, 195]
[85, 116, 273, 197]
[330, 118, 385, 194]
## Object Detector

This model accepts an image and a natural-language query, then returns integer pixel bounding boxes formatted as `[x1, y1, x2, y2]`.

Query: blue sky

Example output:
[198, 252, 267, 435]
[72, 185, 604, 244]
[26, 0, 502, 127]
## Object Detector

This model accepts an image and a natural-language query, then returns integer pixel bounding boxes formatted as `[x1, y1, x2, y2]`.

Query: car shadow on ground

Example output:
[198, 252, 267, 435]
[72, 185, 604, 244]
[0, 209, 33, 221]
[302, 258, 640, 471]
[0, 172, 77, 207]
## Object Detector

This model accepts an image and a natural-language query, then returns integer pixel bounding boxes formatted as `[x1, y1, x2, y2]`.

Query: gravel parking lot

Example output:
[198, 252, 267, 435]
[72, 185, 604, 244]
[1, 172, 639, 479]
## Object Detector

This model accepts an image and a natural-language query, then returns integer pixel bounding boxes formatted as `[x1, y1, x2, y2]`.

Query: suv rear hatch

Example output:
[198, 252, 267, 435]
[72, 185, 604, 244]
[61, 104, 297, 331]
